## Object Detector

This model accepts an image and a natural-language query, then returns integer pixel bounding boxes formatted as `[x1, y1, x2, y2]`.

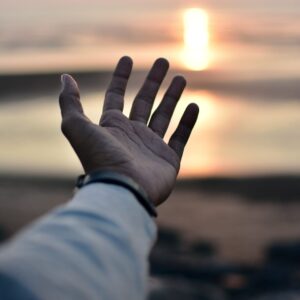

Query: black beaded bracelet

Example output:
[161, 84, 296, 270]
[76, 171, 157, 218]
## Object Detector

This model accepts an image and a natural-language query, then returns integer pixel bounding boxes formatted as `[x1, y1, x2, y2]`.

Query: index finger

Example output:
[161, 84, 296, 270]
[102, 56, 133, 113]
[129, 58, 169, 123]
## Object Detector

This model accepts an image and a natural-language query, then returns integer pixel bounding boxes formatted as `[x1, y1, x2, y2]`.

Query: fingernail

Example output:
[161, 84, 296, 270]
[61, 74, 67, 89]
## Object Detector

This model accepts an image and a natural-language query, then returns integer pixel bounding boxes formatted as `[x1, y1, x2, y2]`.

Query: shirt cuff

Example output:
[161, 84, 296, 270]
[71, 182, 157, 244]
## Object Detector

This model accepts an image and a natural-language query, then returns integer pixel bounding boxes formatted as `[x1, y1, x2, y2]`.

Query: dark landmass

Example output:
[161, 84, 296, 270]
[0, 71, 112, 100]
[1, 172, 300, 202]
[187, 75, 300, 101]
[177, 175, 300, 202]
[0, 172, 299, 242]
[0, 70, 300, 101]
[0, 173, 300, 299]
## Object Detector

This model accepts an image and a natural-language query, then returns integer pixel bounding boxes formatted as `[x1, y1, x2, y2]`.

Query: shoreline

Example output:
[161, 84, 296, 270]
[0, 172, 299, 201]
[1, 70, 300, 101]
[0, 172, 300, 265]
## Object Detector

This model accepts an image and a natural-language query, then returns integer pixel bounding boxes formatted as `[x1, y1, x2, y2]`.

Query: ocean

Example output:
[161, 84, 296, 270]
[0, 69, 299, 178]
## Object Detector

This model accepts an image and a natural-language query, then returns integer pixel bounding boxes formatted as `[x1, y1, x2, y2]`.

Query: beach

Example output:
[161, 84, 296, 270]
[2, 175, 300, 299]
[1, 174, 300, 262]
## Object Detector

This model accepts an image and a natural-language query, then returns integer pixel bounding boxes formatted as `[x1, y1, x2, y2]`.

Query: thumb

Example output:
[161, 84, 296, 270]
[59, 74, 84, 118]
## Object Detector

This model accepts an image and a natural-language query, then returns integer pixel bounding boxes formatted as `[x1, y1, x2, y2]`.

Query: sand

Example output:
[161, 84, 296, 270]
[1, 175, 300, 265]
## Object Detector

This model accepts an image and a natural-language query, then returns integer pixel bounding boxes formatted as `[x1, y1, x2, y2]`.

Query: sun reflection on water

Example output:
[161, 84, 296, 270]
[173, 90, 220, 177]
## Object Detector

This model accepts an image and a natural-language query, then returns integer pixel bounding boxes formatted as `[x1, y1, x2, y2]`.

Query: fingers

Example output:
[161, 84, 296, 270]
[59, 74, 84, 118]
[103, 56, 133, 113]
[129, 58, 169, 123]
[149, 76, 186, 137]
[168, 103, 199, 159]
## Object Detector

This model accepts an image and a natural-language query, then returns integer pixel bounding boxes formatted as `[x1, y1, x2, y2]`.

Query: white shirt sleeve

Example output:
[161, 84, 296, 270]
[0, 183, 157, 300]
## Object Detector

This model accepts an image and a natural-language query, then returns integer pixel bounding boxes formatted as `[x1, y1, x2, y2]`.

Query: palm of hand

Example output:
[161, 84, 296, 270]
[60, 57, 198, 206]
[104, 111, 180, 204]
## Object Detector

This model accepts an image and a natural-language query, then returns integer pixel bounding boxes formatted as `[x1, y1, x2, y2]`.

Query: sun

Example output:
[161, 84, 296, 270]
[182, 8, 210, 71]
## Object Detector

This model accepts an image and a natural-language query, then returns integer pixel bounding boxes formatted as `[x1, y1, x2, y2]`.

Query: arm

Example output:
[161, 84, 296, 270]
[0, 57, 199, 299]
[0, 183, 156, 300]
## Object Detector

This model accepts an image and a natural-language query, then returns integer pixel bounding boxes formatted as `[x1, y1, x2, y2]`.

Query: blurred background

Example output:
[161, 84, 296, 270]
[1, 0, 300, 299]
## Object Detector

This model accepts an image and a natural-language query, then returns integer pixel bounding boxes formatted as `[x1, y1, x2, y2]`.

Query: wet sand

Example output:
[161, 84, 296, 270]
[1, 174, 300, 265]
[159, 188, 300, 264]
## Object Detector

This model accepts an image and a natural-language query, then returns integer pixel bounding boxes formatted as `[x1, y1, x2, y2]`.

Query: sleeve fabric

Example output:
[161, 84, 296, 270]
[0, 183, 157, 300]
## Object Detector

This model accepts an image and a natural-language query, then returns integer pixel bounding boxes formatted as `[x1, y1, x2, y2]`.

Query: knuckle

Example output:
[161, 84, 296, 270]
[59, 90, 80, 103]
[100, 109, 124, 126]
[61, 114, 77, 135]
[106, 86, 125, 96]
[61, 119, 70, 135]
[59, 91, 66, 104]
[157, 106, 172, 119]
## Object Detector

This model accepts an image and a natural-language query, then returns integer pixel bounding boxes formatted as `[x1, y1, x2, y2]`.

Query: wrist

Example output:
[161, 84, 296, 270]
[76, 171, 157, 218]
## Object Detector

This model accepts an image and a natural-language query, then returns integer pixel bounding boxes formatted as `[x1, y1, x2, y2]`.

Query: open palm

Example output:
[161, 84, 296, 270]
[59, 57, 198, 206]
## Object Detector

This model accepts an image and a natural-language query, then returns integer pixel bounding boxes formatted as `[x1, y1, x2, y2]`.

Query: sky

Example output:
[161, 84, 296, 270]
[0, 0, 300, 74]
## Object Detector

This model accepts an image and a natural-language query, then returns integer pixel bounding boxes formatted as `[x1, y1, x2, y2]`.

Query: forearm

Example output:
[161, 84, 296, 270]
[0, 183, 157, 300]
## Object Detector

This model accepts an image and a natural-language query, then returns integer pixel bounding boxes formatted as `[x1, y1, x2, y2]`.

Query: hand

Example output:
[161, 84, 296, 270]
[59, 57, 199, 206]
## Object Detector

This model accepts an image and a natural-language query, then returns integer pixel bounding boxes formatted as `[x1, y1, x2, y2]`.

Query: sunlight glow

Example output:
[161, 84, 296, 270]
[183, 8, 210, 71]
